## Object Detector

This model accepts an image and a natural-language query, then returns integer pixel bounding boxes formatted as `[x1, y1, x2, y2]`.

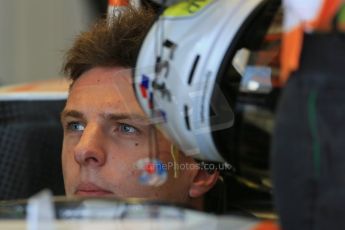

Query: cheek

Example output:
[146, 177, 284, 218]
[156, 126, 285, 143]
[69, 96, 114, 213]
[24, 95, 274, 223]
[114, 138, 147, 154]
[61, 144, 69, 170]
[61, 140, 79, 186]
[61, 140, 75, 168]
[106, 145, 143, 179]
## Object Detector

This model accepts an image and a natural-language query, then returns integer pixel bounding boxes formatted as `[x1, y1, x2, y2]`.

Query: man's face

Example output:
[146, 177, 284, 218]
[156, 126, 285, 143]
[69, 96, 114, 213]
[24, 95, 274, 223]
[61, 67, 199, 204]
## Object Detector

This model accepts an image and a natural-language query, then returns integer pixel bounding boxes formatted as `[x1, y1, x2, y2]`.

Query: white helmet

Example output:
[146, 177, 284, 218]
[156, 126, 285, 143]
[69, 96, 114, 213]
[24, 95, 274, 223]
[134, 0, 281, 168]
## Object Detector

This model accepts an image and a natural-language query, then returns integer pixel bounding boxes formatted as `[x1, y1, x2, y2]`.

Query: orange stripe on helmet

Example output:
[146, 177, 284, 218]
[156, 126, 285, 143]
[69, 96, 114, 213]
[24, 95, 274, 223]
[108, 0, 129, 7]
[252, 221, 280, 230]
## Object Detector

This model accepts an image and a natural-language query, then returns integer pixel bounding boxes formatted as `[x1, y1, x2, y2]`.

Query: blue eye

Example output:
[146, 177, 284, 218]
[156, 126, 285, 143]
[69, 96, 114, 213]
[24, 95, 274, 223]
[67, 122, 85, 132]
[119, 123, 138, 134]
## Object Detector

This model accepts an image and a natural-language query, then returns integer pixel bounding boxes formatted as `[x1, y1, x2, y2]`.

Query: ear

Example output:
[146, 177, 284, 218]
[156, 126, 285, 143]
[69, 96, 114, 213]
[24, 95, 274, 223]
[188, 170, 219, 198]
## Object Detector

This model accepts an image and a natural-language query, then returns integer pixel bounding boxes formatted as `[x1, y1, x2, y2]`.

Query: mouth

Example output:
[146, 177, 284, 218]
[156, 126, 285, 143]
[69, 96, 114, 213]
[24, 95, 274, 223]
[75, 182, 114, 197]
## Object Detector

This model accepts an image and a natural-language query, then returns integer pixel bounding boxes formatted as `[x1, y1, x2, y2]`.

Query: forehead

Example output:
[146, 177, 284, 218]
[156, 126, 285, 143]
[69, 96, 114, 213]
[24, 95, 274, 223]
[66, 67, 143, 115]
[72, 67, 133, 88]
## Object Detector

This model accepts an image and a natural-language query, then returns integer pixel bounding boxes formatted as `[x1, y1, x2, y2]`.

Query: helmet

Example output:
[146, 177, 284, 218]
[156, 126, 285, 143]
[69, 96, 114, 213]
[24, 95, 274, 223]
[134, 0, 281, 184]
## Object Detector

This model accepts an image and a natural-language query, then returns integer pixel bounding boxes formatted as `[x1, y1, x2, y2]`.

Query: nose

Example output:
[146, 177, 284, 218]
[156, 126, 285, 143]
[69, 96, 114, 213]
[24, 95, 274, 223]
[74, 123, 106, 168]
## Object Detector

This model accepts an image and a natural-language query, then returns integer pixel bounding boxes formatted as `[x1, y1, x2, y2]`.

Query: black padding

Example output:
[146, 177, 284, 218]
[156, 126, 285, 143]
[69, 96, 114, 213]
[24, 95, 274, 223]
[272, 32, 345, 230]
[0, 100, 66, 200]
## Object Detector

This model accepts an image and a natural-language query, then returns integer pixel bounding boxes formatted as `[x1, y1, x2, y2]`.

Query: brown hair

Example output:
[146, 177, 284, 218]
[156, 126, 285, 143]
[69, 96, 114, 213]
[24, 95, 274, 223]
[62, 7, 156, 81]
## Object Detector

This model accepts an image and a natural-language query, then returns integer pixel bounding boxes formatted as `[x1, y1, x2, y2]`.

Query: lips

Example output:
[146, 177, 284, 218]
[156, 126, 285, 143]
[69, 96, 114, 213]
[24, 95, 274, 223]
[75, 182, 113, 197]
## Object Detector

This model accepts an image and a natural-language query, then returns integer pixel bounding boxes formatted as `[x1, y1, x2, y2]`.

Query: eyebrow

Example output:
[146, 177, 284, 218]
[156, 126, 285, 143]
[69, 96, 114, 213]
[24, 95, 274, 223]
[103, 113, 148, 122]
[60, 109, 148, 123]
[61, 110, 85, 121]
